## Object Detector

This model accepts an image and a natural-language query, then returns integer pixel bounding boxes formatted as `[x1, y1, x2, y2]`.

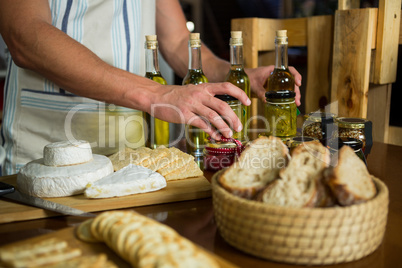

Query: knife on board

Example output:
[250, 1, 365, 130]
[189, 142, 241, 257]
[0, 181, 95, 217]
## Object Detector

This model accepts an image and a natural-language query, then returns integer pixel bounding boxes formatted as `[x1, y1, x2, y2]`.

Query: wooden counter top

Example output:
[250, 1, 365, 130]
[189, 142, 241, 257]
[0, 141, 401, 267]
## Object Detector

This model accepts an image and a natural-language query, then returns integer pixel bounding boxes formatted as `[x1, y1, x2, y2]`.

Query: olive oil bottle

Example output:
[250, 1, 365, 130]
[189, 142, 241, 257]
[144, 35, 169, 148]
[182, 33, 208, 157]
[224, 31, 250, 142]
[265, 30, 295, 92]
[264, 30, 297, 139]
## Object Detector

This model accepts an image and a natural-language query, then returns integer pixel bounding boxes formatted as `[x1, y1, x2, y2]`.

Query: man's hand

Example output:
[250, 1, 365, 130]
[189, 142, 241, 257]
[245, 66, 302, 106]
[144, 82, 251, 141]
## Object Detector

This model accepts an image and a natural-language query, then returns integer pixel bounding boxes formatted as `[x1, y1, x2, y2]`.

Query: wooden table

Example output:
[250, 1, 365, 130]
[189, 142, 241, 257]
[0, 141, 401, 268]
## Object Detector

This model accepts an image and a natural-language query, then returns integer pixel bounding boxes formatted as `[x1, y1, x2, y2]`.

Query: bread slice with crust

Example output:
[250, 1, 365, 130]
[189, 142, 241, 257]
[325, 145, 376, 206]
[218, 136, 289, 199]
[257, 141, 330, 208]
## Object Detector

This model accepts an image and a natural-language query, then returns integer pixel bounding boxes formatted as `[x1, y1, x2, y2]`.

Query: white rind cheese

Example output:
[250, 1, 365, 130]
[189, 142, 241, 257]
[43, 140, 93, 167]
[17, 154, 113, 197]
[84, 164, 167, 199]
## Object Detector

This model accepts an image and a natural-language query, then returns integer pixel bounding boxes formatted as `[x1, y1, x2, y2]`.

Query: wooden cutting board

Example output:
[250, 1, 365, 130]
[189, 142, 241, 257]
[0, 175, 211, 224]
[0, 226, 238, 268]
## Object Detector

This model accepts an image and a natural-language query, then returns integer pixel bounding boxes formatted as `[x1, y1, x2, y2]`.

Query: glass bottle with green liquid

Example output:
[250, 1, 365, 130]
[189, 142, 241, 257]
[144, 35, 169, 148]
[182, 33, 208, 158]
[264, 30, 297, 139]
[224, 31, 250, 142]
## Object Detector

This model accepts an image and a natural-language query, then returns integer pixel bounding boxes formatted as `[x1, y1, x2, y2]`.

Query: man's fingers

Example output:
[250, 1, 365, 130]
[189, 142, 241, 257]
[289, 66, 302, 86]
[199, 96, 243, 133]
[186, 115, 222, 141]
[192, 104, 236, 138]
[207, 82, 251, 106]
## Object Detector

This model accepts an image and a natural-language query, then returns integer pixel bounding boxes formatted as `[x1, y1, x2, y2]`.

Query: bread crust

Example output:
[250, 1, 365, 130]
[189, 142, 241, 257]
[326, 146, 377, 206]
[218, 136, 289, 199]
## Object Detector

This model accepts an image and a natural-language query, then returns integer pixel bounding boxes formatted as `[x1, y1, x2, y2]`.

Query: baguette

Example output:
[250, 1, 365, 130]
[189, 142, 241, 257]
[218, 136, 289, 199]
[325, 145, 376, 206]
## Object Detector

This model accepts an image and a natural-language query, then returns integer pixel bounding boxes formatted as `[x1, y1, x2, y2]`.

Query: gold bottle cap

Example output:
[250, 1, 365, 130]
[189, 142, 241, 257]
[230, 31, 243, 46]
[275, 30, 288, 45]
[145, 35, 158, 49]
[189, 33, 201, 47]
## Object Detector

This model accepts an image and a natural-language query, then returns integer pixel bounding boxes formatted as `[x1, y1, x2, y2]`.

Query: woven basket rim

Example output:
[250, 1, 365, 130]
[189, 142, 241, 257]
[212, 169, 389, 216]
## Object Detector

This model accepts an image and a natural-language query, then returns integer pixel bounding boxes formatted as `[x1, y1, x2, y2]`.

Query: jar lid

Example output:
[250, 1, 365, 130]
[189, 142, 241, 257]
[290, 136, 317, 144]
[303, 112, 337, 122]
[265, 90, 295, 99]
[336, 117, 369, 128]
[206, 140, 237, 149]
[215, 94, 239, 102]
[328, 137, 363, 151]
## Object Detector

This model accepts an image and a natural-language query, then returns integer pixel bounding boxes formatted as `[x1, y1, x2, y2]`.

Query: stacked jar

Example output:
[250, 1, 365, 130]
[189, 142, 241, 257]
[302, 112, 337, 144]
[335, 117, 373, 157]
[265, 90, 297, 140]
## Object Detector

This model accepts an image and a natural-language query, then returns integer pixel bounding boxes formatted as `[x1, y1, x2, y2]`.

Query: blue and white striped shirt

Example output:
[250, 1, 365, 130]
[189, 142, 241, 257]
[1, 0, 156, 174]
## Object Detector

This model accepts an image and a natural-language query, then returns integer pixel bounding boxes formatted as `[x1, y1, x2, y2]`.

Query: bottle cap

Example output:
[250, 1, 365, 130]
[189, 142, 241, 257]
[275, 30, 288, 45]
[230, 31, 243, 46]
[189, 33, 201, 47]
[145, 35, 157, 41]
[145, 35, 158, 49]
[276, 30, 287, 37]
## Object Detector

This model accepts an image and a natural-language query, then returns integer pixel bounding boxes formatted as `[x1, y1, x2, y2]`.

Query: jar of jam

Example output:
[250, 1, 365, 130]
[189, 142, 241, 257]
[328, 137, 367, 166]
[265, 91, 297, 139]
[203, 137, 244, 171]
[302, 112, 337, 142]
[335, 117, 372, 156]
[215, 95, 244, 141]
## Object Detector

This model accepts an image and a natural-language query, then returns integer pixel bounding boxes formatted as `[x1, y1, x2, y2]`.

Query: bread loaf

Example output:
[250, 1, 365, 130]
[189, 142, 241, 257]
[219, 136, 289, 199]
[257, 141, 330, 208]
[326, 145, 376, 206]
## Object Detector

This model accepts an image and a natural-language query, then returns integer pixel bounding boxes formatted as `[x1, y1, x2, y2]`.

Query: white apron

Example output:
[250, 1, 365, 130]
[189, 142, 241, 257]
[1, 0, 156, 174]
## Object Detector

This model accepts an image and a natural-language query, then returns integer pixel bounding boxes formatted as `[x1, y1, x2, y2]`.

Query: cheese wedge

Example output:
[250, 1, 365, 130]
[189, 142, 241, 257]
[84, 164, 167, 198]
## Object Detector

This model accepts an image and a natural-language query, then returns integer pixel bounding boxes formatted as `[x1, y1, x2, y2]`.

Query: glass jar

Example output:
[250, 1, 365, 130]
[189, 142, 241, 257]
[302, 112, 337, 141]
[215, 95, 244, 141]
[286, 136, 318, 154]
[335, 117, 372, 155]
[265, 91, 297, 139]
[203, 138, 243, 171]
[328, 137, 367, 166]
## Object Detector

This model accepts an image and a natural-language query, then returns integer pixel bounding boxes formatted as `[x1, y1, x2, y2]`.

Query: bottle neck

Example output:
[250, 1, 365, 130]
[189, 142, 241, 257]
[230, 44, 244, 68]
[145, 48, 160, 73]
[275, 42, 289, 70]
[188, 46, 202, 70]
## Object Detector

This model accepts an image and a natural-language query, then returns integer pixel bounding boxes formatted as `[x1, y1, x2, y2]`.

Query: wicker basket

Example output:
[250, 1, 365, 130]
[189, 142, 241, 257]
[212, 171, 389, 265]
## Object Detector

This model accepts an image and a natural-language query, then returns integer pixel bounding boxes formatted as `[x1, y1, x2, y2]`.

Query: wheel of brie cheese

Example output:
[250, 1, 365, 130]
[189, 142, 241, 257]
[44, 140, 93, 166]
[17, 140, 113, 197]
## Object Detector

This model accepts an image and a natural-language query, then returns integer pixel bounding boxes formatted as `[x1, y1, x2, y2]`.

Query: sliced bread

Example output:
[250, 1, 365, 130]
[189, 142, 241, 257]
[257, 141, 330, 208]
[325, 145, 376, 206]
[218, 136, 289, 199]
